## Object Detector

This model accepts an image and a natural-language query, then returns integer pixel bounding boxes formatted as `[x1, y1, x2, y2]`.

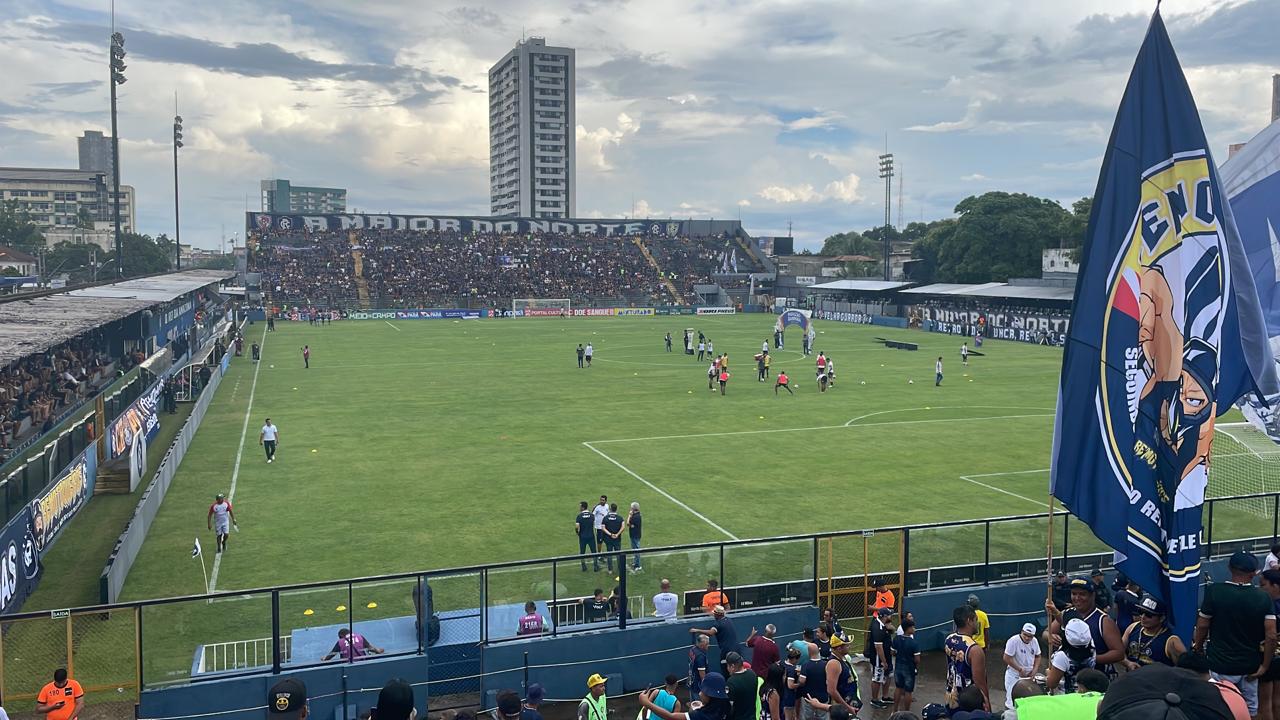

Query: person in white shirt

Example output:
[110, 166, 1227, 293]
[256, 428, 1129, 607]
[1002, 623, 1042, 709]
[592, 495, 609, 550]
[584, 343, 594, 367]
[762, 340, 769, 354]
[653, 578, 679, 619]
[260, 418, 280, 463]
[1266, 542, 1280, 571]
[935, 357, 944, 386]
[961, 343, 970, 366]
[697, 340, 706, 361]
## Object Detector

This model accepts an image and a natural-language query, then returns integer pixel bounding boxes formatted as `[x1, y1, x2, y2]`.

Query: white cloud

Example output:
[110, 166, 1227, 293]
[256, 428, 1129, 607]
[960, 173, 988, 181]
[758, 173, 862, 204]
[576, 113, 639, 171]
[737, 199, 751, 207]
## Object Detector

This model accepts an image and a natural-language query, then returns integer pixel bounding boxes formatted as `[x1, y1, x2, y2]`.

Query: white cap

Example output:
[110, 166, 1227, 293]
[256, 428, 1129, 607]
[1064, 618, 1093, 647]
[1021, 623, 1036, 635]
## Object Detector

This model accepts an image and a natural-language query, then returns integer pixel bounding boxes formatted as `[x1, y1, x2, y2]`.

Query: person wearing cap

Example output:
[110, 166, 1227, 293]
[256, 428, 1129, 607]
[579, 675, 608, 720]
[689, 634, 711, 697]
[1045, 576, 1123, 676]
[1121, 596, 1184, 669]
[266, 678, 307, 720]
[1096, 663, 1237, 720]
[865, 606, 894, 707]
[1050, 571, 1072, 611]
[1046, 618, 1097, 693]
[871, 578, 895, 616]
[690, 605, 743, 677]
[944, 605, 990, 712]
[37, 668, 84, 720]
[640, 671, 730, 720]
[522, 684, 546, 720]
[1192, 550, 1277, 717]
[373, 678, 415, 720]
[919, 703, 948, 720]
[724, 652, 758, 720]
[1090, 569, 1112, 611]
[1002, 623, 1042, 710]
[967, 595, 990, 649]
[206, 492, 236, 554]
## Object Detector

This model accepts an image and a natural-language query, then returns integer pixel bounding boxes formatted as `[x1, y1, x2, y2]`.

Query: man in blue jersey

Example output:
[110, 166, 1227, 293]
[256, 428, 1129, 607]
[689, 634, 711, 697]
[575, 501, 599, 572]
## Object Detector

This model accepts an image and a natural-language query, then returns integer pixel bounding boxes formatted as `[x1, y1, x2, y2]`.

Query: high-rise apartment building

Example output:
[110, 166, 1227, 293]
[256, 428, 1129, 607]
[489, 37, 575, 218]
[77, 130, 115, 186]
[260, 179, 347, 214]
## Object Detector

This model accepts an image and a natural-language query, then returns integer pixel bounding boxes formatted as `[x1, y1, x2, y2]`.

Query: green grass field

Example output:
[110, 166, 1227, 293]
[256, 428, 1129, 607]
[6, 314, 1276, 698]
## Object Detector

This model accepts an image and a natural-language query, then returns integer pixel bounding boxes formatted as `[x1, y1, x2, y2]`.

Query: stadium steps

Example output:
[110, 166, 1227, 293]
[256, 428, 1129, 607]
[349, 232, 372, 309]
[93, 466, 131, 495]
[632, 237, 683, 304]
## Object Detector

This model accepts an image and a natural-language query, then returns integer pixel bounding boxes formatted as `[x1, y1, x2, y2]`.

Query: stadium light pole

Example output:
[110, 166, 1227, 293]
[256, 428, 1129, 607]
[878, 153, 895, 281]
[173, 109, 183, 270]
[110, 31, 127, 278]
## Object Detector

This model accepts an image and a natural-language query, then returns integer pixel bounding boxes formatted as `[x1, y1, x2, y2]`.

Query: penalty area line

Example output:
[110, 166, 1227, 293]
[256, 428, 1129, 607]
[582, 442, 739, 540]
[384, 320, 402, 332]
[959, 473, 1048, 508]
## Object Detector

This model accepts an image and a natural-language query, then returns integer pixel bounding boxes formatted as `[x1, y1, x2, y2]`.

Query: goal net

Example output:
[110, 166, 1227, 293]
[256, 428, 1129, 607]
[513, 298, 571, 315]
[1211, 422, 1280, 517]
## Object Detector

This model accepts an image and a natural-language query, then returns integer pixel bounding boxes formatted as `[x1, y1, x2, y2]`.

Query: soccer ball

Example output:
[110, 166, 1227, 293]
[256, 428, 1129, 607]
[860, 380, 866, 385]
[908, 379, 914, 384]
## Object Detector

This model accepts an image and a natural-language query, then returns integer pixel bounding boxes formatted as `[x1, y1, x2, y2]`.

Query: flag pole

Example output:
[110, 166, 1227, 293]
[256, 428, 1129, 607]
[1046, 495, 1056, 624]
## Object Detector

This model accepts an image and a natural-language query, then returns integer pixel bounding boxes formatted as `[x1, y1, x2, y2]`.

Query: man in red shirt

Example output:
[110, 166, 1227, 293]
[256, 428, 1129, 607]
[775, 371, 793, 395]
[746, 624, 780, 678]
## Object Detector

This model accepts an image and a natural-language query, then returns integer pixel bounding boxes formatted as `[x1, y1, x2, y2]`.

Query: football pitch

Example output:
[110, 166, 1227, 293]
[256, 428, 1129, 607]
[123, 315, 1069, 603]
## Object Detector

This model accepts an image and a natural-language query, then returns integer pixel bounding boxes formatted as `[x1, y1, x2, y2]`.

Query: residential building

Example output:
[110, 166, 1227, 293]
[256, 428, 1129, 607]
[0, 245, 37, 275]
[0, 167, 135, 248]
[489, 37, 575, 218]
[260, 179, 347, 214]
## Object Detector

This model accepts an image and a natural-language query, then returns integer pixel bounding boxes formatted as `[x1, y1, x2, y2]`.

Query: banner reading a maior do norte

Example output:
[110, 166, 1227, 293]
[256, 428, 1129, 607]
[108, 380, 163, 460]
[248, 212, 689, 238]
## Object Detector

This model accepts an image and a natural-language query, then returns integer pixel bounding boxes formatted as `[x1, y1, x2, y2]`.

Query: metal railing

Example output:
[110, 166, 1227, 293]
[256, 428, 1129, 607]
[1, 489, 1276, 698]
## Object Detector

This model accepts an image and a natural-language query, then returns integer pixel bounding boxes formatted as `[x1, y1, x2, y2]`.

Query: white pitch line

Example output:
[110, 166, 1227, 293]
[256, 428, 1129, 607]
[588, 413, 1052, 445]
[384, 320, 402, 332]
[583, 442, 739, 540]
[844, 405, 1053, 427]
[208, 325, 268, 594]
[959, 474, 1047, 508]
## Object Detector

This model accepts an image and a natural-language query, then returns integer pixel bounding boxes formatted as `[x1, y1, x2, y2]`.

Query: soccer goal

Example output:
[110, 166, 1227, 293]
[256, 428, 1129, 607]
[1212, 422, 1280, 516]
[513, 298, 572, 315]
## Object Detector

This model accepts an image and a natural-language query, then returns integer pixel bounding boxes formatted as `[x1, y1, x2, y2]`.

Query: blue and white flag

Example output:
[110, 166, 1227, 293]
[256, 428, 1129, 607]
[1221, 119, 1280, 441]
[1050, 10, 1278, 638]
[192, 537, 202, 559]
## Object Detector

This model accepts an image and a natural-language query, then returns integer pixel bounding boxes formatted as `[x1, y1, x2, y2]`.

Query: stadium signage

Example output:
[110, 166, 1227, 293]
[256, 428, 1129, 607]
[795, 276, 817, 286]
[30, 448, 97, 554]
[816, 310, 873, 324]
[919, 306, 1070, 335]
[656, 306, 697, 315]
[108, 380, 164, 460]
[614, 308, 656, 317]
[0, 505, 41, 615]
[347, 309, 485, 320]
[696, 307, 736, 315]
[248, 212, 688, 238]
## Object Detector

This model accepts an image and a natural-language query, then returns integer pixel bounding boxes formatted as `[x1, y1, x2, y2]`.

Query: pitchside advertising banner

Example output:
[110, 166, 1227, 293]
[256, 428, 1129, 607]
[108, 380, 164, 460]
[696, 307, 736, 315]
[248, 212, 690, 238]
[816, 309, 873, 324]
[347, 309, 486, 320]
[917, 306, 1070, 345]
[0, 443, 98, 614]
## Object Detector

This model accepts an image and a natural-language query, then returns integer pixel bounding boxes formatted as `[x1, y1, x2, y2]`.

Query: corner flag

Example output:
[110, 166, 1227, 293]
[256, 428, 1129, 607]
[1050, 9, 1278, 638]
[192, 537, 202, 559]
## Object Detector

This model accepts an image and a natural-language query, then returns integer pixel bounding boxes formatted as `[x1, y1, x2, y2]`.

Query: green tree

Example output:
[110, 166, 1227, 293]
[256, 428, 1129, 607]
[908, 219, 956, 283]
[819, 230, 881, 258]
[45, 241, 102, 283]
[108, 232, 174, 277]
[0, 200, 45, 254]
[901, 221, 933, 242]
[933, 192, 1071, 283]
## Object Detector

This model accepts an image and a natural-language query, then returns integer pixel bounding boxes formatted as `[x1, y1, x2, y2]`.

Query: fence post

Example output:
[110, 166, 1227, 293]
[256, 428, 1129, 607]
[811, 538, 819, 607]
[983, 521, 991, 587]
[551, 563, 558, 638]
[901, 530, 911, 601]
[347, 582, 355, 660]
[618, 557, 628, 631]
[66, 612, 74, 677]
[1206, 500, 1215, 555]
[271, 589, 282, 673]
[719, 544, 726, 600]
[1274, 495, 1279, 542]
[523, 651, 529, 694]
[480, 569, 488, 645]
[135, 604, 144, 695]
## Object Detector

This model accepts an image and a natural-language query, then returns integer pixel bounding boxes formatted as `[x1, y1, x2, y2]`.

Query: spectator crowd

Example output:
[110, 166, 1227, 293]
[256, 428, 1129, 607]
[251, 229, 764, 308]
[1, 334, 111, 459]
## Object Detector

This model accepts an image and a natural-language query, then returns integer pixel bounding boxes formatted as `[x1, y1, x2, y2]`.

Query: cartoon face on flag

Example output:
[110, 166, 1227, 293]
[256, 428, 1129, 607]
[1102, 152, 1225, 516]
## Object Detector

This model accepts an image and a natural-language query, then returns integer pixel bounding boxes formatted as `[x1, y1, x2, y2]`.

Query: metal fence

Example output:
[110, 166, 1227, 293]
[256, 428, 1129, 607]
[2, 488, 1277, 700]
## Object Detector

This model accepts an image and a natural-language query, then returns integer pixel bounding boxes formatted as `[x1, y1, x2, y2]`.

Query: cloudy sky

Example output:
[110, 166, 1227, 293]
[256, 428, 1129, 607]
[0, 0, 1275, 250]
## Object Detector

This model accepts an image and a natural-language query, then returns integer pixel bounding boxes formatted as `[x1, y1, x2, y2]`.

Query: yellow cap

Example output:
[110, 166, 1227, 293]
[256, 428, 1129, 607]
[587, 674, 608, 689]
[829, 635, 846, 649]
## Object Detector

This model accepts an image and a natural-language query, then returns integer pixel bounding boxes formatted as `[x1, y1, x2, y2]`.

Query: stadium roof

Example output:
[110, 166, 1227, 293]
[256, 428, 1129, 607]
[0, 167, 108, 182]
[900, 281, 1073, 300]
[0, 269, 233, 367]
[806, 279, 911, 292]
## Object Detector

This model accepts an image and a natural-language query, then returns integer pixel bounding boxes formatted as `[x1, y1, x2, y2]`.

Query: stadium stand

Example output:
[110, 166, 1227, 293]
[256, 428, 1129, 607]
[0, 335, 113, 458]
[252, 228, 765, 308]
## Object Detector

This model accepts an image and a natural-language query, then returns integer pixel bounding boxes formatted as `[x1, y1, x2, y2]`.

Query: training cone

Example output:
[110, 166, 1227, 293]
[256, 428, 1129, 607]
[311, 449, 317, 453]
[367, 602, 378, 609]
[925, 407, 931, 410]
[303, 609, 314, 616]
[908, 379, 914, 384]
[860, 380, 866, 385]
[758, 416, 765, 419]
[336, 605, 347, 612]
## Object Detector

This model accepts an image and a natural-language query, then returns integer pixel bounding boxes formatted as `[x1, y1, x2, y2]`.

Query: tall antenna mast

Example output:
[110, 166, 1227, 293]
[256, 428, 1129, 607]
[897, 162, 904, 230]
